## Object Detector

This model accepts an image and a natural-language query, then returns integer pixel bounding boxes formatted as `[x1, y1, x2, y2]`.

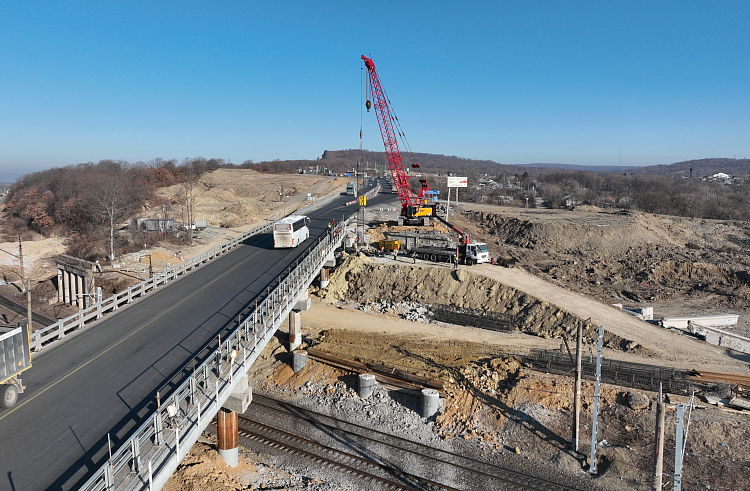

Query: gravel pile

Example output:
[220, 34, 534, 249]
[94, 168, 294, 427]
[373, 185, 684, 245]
[261, 378, 443, 445]
[355, 301, 434, 323]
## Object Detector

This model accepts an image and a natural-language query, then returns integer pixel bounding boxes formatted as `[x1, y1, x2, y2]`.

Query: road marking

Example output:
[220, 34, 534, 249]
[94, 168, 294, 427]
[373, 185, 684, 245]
[0, 247, 263, 422]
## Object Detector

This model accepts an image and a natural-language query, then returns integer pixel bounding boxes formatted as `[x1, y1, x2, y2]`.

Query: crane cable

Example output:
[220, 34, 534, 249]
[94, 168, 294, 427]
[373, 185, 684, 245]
[360, 58, 363, 155]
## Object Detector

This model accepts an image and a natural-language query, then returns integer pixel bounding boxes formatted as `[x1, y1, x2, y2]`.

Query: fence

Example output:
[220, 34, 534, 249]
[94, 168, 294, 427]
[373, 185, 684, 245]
[78, 218, 351, 491]
[524, 349, 693, 394]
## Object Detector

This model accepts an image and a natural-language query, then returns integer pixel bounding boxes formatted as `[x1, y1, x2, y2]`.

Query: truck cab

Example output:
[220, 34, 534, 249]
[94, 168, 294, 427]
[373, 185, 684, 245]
[465, 242, 490, 264]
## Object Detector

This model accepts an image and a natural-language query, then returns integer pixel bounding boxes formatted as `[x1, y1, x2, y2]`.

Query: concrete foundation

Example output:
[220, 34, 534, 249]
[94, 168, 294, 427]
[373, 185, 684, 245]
[421, 388, 440, 418]
[291, 350, 308, 373]
[688, 322, 750, 354]
[358, 373, 377, 399]
[661, 314, 739, 330]
[217, 408, 239, 467]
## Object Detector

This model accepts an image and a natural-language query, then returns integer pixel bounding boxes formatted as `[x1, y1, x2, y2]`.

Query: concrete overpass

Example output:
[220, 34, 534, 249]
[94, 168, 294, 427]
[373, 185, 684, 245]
[0, 184, 388, 491]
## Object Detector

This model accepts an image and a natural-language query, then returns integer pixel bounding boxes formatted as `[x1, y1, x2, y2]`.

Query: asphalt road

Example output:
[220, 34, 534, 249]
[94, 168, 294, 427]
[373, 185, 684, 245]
[0, 184, 390, 491]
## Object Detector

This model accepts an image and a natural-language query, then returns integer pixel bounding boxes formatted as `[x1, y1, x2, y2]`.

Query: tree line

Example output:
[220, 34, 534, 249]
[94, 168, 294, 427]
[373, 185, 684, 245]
[3, 158, 218, 261]
[537, 170, 750, 220]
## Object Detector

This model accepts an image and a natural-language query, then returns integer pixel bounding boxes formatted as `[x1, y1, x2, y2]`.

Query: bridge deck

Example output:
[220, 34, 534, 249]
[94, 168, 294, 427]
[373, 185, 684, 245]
[0, 193, 383, 491]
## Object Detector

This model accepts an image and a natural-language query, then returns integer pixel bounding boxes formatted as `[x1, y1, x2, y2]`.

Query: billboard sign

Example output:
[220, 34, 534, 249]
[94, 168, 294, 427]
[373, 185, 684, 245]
[447, 177, 468, 188]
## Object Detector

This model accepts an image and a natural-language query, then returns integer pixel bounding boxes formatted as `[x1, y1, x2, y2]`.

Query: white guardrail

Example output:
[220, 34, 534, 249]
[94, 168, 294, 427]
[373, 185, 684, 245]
[79, 216, 352, 491]
[30, 194, 344, 353]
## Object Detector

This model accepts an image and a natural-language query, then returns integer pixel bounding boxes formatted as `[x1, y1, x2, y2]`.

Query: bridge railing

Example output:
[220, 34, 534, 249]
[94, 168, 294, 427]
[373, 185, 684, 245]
[78, 218, 351, 491]
[30, 189, 349, 353]
[30, 221, 274, 352]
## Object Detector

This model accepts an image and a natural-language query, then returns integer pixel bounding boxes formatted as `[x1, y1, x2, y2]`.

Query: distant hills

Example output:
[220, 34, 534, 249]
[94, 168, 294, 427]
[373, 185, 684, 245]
[518, 163, 640, 171]
[312, 151, 750, 178]
[627, 158, 750, 177]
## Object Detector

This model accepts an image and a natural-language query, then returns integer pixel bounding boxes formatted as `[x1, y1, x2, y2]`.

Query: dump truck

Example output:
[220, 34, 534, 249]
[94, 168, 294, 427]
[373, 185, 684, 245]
[0, 321, 32, 409]
[384, 231, 490, 265]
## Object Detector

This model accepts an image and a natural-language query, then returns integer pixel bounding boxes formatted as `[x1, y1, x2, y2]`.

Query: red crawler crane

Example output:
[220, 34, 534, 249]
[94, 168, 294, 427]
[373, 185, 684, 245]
[362, 55, 434, 222]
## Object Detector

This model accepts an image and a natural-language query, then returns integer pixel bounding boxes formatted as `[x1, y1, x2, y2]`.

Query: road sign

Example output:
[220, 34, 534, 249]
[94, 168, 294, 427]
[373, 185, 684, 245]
[426, 190, 440, 194]
[447, 177, 467, 188]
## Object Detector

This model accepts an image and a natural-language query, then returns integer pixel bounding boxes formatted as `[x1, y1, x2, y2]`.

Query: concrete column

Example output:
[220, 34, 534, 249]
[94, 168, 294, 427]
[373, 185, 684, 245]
[319, 267, 330, 289]
[57, 268, 63, 303]
[217, 408, 238, 467]
[421, 388, 440, 418]
[63, 271, 71, 305]
[288, 310, 302, 351]
[358, 373, 377, 399]
[291, 350, 308, 373]
[76, 273, 83, 309]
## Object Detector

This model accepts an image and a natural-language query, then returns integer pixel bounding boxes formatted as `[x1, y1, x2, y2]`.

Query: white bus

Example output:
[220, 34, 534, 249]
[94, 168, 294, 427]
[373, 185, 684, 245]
[273, 215, 311, 248]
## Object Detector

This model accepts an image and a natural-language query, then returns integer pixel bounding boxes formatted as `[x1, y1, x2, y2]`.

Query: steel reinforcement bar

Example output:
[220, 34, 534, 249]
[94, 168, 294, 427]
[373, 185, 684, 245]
[78, 217, 352, 491]
[523, 349, 694, 394]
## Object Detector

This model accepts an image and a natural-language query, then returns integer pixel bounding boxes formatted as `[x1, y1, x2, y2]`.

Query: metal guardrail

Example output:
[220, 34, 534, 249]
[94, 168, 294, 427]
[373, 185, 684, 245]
[79, 218, 351, 491]
[30, 191, 347, 353]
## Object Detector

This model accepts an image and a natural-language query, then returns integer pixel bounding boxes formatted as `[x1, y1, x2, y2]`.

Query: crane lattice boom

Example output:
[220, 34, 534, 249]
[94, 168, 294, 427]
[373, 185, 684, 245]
[362, 55, 428, 214]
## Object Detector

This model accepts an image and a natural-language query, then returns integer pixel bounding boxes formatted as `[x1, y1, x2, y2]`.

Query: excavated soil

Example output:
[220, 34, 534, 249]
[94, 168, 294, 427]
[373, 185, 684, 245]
[318, 254, 635, 351]
[457, 206, 750, 328]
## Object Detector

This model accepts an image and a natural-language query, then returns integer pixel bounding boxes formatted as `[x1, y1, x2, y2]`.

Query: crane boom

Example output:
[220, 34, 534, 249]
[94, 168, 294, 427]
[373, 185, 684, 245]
[362, 55, 430, 217]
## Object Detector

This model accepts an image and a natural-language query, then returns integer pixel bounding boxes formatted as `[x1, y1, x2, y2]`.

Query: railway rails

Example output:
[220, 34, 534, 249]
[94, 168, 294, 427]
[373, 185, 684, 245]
[0, 293, 55, 327]
[688, 370, 750, 391]
[230, 395, 583, 491]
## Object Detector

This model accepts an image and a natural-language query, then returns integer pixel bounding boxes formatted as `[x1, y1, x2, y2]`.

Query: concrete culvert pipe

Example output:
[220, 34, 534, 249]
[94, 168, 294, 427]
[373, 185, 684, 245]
[421, 388, 440, 418]
[358, 373, 377, 399]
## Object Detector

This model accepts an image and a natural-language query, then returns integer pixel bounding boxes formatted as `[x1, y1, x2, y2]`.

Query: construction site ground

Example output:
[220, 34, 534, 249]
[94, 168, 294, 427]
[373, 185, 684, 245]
[2, 173, 750, 490]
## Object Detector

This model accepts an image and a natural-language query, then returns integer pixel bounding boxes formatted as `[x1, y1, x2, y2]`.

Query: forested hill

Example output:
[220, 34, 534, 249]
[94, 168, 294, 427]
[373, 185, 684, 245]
[316, 149, 520, 176]
[257, 152, 750, 178]
[630, 158, 750, 177]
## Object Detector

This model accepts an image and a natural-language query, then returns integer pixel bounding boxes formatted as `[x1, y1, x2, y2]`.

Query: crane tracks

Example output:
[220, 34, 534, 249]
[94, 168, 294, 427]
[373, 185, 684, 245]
[234, 395, 582, 491]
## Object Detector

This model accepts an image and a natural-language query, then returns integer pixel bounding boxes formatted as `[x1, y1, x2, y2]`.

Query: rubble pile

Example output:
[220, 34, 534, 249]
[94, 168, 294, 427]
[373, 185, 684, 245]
[355, 301, 434, 323]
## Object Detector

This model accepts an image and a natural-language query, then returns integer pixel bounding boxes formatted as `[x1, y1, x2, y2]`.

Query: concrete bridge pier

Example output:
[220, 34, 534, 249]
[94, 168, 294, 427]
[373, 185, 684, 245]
[218, 374, 252, 467]
[289, 290, 311, 351]
[318, 255, 336, 289]
[217, 408, 238, 467]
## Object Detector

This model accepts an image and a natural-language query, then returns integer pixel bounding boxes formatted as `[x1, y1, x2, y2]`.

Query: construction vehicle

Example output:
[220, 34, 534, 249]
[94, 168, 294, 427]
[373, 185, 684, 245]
[0, 321, 32, 409]
[383, 231, 490, 265]
[362, 55, 434, 225]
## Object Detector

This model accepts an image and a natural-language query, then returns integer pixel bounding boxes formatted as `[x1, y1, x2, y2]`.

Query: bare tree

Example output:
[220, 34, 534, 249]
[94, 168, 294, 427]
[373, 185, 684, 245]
[175, 159, 201, 245]
[89, 164, 129, 262]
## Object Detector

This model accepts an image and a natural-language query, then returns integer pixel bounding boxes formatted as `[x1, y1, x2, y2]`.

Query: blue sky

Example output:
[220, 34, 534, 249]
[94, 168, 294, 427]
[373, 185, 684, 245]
[1, 1, 749, 176]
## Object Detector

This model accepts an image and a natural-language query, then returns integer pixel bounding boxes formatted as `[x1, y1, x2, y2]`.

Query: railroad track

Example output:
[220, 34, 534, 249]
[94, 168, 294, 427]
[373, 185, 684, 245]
[0, 294, 55, 327]
[234, 395, 583, 491]
[688, 370, 750, 390]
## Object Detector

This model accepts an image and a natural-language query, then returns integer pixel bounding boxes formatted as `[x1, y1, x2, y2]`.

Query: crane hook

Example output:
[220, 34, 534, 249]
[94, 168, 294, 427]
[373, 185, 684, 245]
[365, 99, 371, 112]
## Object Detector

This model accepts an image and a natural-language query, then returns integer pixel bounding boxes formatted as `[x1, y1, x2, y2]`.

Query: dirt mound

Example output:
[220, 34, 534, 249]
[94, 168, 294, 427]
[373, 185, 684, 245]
[460, 207, 750, 316]
[320, 255, 631, 349]
[155, 170, 348, 228]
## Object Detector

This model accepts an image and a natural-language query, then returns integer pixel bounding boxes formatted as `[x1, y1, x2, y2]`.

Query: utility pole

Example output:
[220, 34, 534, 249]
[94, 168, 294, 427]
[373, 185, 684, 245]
[589, 325, 604, 474]
[278, 187, 282, 220]
[15, 237, 32, 332]
[572, 320, 583, 452]
[18, 236, 25, 293]
[653, 382, 666, 491]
